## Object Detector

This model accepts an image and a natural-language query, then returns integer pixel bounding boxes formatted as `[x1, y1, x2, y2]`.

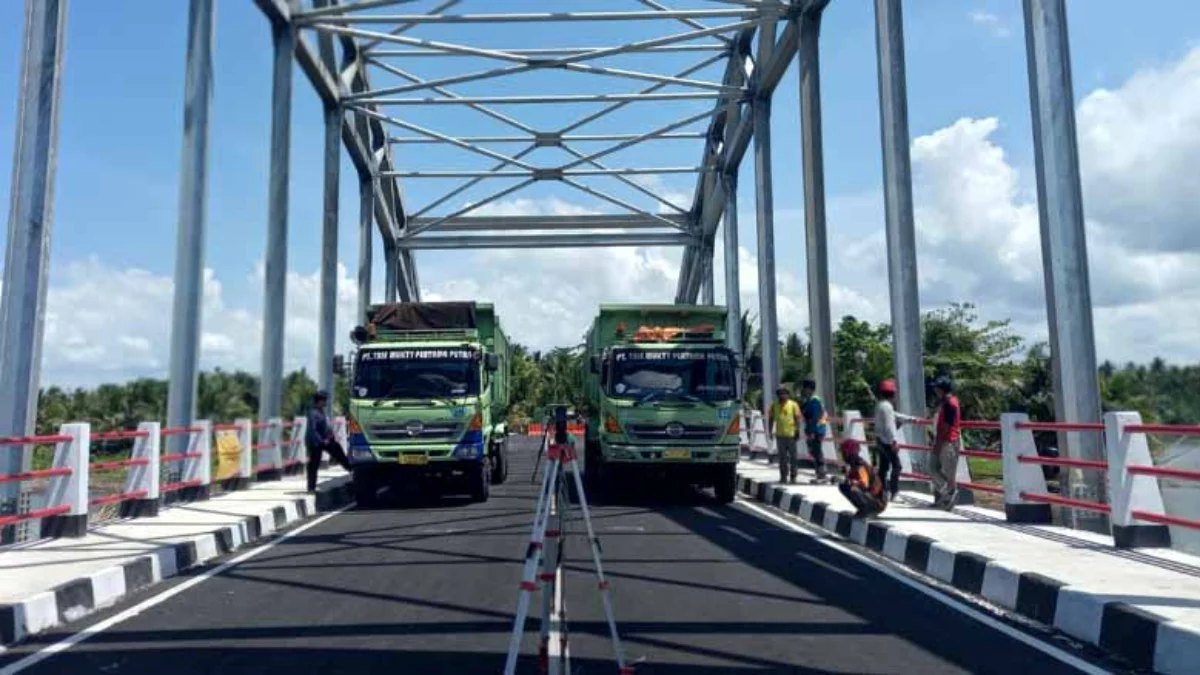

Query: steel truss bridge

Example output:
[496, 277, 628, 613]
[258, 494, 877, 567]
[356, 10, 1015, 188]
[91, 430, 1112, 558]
[3, 0, 1108, 518]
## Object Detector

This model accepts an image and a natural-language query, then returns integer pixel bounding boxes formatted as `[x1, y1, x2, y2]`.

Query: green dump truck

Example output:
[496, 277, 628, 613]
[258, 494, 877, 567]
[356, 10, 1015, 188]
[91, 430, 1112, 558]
[583, 304, 740, 503]
[344, 302, 511, 505]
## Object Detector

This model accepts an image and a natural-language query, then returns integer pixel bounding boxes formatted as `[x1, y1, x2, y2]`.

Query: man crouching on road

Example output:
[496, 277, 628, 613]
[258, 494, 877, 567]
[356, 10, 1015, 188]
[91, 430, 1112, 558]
[837, 438, 887, 519]
[306, 390, 352, 493]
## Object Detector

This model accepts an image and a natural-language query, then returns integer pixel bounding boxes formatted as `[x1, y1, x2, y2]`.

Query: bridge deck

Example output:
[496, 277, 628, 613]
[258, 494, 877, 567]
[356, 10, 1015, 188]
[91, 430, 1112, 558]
[1, 440, 1114, 673]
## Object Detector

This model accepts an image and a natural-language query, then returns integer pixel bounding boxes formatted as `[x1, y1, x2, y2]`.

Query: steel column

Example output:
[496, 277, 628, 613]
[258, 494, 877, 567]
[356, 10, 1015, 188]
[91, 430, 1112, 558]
[722, 173, 742, 358]
[358, 177, 374, 323]
[874, 0, 926, 433]
[164, 0, 215, 464]
[700, 251, 715, 305]
[752, 96, 779, 415]
[798, 11, 836, 416]
[0, 0, 67, 541]
[259, 12, 294, 422]
[1023, 0, 1106, 530]
[318, 105, 342, 403]
[383, 240, 398, 302]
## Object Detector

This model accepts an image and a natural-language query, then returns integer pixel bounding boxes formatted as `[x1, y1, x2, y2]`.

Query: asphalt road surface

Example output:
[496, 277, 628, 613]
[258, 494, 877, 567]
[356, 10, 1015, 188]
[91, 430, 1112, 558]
[0, 438, 1112, 674]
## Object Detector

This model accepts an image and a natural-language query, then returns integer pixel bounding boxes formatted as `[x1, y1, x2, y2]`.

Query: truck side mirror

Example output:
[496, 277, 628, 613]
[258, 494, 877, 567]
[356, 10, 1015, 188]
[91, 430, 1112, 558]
[484, 353, 499, 371]
[589, 355, 601, 374]
[332, 354, 346, 376]
[747, 355, 763, 373]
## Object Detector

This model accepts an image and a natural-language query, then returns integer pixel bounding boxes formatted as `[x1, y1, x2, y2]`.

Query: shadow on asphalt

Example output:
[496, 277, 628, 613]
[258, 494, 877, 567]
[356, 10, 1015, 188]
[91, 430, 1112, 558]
[24, 648, 790, 674]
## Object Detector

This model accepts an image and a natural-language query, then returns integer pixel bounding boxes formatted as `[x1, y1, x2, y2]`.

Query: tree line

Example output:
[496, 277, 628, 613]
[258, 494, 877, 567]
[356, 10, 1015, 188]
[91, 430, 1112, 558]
[34, 302, 1200, 438]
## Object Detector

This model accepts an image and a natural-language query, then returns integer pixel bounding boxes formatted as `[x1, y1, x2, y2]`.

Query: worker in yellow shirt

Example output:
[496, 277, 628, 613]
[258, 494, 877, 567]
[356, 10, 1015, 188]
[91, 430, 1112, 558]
[768, 386, 803, 484]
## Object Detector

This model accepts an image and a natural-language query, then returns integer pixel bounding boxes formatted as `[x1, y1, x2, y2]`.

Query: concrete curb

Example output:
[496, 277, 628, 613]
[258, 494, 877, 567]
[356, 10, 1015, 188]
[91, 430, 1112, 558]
[736, 470, 1196, 674]
[0, 476, 354, 648]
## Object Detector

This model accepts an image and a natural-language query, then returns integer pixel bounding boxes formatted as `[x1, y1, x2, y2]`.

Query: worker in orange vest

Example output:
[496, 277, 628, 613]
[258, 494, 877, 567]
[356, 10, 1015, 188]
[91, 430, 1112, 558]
[837, 438, 888, 518]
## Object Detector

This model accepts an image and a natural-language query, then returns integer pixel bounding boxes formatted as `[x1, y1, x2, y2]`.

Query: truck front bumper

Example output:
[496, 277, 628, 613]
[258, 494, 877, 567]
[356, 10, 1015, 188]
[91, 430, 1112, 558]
[601, 443, 740, 464]
[348, 442, 487, 481]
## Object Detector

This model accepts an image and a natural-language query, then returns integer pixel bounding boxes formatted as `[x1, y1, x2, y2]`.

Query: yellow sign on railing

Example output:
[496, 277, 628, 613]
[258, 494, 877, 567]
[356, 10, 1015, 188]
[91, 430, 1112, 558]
[215, 429, 242, 481]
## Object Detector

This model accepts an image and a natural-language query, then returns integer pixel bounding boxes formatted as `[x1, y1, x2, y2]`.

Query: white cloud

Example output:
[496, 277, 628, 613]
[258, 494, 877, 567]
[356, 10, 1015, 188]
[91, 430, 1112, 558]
[1077, 47, 1200, 252]
[969, 10, 1011, 38]
[39, 256, 362, 388]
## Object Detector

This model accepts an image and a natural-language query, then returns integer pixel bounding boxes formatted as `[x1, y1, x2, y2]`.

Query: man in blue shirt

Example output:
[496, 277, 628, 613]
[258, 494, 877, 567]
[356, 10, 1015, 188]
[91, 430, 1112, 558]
[306, 391, 351, 492]
[799, 378, 829, 482]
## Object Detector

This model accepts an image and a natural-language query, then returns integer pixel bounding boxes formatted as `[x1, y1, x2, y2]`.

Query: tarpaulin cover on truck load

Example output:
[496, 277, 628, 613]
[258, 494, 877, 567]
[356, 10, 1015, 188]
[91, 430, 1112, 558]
[368, 302, 477, 330]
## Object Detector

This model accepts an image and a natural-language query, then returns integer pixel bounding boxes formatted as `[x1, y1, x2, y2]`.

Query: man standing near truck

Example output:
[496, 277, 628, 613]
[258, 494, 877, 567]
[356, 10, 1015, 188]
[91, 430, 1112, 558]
[305, 390, 352, 493]
[799, 378, 829, 482]
[767, 386, 802, 484]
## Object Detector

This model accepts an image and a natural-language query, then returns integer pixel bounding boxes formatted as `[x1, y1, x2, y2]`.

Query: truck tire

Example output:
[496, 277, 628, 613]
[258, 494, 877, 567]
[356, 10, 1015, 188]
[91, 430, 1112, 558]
[470, 460, 491, 503]
[715, 465, 737, 504]
[353, 469, 379, 509]
[584, 439, 601, 494]
[491, 443, 508, 485]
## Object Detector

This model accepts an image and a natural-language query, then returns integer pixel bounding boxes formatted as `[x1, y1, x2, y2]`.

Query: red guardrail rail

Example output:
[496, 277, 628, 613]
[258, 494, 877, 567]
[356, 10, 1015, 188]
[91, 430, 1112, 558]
[161, 478, 203, 494]
[0, 433, 75, 484]
[0, 504, 72, 527]
[1019, 491, 1111, 514]
[1125, 423, 1200, 436]
[1015, 421, 1105, 432]
[1018, 455, 1109, 470]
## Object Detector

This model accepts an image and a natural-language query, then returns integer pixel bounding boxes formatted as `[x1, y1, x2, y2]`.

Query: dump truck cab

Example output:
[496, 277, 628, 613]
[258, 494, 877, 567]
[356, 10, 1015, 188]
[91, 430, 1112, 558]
[344, 302, 510, 505]
[583, 305, 741, 503]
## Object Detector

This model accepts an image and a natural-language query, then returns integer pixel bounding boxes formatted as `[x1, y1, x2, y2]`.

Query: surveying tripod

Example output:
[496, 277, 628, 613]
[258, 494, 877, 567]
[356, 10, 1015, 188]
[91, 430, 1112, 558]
[504, 405, 631, 675]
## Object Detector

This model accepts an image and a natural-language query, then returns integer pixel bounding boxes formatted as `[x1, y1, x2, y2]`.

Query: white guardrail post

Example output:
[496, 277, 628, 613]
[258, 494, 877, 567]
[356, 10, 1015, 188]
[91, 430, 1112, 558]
[330, 416, 345, 469]
[1105, 411, 1171, 548]
[122, 421, 161, 518]
[44, 422, 90, 538]
[1001, 413, 1052, 523]
[181, 419, 212, 501]
[255, 419, 284, 481]
[286, 415, 307, 474]
[235, 418, 253, 488]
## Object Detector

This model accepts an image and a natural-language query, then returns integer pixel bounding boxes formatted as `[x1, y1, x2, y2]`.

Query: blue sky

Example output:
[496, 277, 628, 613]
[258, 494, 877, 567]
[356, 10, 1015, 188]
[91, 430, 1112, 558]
[4, 0, 1200, 386]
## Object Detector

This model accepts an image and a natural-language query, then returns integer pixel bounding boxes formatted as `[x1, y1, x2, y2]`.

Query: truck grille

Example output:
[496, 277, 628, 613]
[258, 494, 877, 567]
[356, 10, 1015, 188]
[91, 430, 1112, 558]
[626, 422, 722, 443]
[369, 421, 462, 442]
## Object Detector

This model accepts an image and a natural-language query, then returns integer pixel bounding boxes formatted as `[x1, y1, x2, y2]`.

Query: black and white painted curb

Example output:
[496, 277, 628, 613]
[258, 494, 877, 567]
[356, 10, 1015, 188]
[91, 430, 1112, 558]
[737, 471, 1199, 675]
[0, 477, 353, 648]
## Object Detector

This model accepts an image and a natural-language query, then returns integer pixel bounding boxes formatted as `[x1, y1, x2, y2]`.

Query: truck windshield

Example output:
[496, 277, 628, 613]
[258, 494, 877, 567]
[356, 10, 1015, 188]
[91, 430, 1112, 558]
[608, 348, 736, 402]
[353, 348, 480, 399]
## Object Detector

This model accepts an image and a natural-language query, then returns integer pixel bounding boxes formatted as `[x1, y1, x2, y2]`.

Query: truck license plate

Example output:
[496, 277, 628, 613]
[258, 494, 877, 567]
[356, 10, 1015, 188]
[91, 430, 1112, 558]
[399, 453, 428, 465]
[663, 448, 690, 460]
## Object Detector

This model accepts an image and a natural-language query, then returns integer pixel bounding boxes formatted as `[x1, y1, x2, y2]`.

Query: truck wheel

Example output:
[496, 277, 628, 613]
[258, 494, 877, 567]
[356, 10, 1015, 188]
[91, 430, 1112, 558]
[470, 460, 491, 503]
[491, 444, 508, 485]
[715, 465, 737, 504]
[584, 439, 601, 493]
[353, 469, 379, 509]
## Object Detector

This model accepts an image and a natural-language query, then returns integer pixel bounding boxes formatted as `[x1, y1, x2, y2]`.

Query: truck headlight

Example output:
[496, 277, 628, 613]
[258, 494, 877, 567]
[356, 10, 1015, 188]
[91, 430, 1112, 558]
[350, 447, 375, 462]
[453, 445, 482, 460]
[717, 449, 739, 461]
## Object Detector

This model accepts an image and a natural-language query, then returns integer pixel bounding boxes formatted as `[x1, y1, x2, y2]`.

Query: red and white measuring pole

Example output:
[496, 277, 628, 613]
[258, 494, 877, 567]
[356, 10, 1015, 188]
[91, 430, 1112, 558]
[504, 412, 630, 675]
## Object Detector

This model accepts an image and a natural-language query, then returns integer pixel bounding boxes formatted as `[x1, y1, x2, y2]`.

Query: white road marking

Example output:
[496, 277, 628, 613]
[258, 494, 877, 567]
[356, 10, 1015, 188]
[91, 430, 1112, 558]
[0, 505, 352, 675]
[735, 499, 1112, 675]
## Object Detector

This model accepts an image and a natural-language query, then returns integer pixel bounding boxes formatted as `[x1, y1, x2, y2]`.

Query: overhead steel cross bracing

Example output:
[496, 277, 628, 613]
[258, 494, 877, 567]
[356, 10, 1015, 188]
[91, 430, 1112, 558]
[291, 0, 787, 252]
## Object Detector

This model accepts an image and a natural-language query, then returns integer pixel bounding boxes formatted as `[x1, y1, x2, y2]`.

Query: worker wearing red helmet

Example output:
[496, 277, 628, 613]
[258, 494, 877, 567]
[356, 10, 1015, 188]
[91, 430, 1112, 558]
[837, 438, 887, 518]
[874, 378, 920, 500]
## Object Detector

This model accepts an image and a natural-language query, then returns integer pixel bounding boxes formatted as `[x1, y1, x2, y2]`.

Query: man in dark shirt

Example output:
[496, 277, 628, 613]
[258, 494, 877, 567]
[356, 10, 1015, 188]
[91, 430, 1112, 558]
[306, 390, 351, 493]
[928, 376, 962, 509]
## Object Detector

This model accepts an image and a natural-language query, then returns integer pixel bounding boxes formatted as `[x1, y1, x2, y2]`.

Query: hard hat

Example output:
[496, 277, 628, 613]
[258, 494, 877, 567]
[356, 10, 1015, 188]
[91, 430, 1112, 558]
[801, 377, 816, 390]
[932, 376, 954, 393]
[839, 438, 861, 457]
[879, 379, 897, 394]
